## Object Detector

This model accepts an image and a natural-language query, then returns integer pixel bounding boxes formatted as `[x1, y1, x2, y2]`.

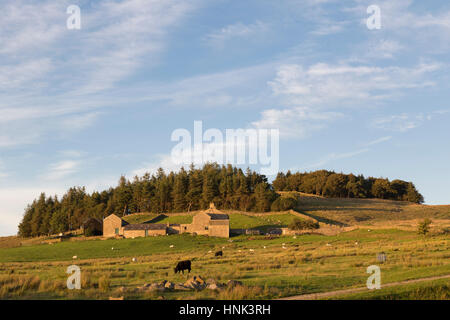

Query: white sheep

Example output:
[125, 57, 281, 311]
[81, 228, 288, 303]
[132, 257, 137, 262]
[72, 256, 77, 259]
[111, 247, 114, 250]
[355, 241, 359, 245]
[263, 246, 266, 249]
[169, 245, 174, 248]
[249, 249, 254, 252]
[208, 250, 212, 253]
[326, 243, 331, 247]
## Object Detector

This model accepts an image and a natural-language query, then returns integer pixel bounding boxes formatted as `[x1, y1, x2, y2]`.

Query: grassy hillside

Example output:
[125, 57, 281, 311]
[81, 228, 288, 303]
[123, 211, 302, 232]
[122, 213, 161, 224]
[112, 194, 450, 230]
[0, 196, 448, 300]
[290, 192, 450, 226]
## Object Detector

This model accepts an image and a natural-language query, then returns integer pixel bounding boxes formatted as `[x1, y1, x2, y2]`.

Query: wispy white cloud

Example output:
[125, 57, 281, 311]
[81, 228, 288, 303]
[365, 136, 392, 146]
[252, 106, 344, 138]
[132, 154, 181, 177]
[372, 109, 450, 133]
[348, 0, 450, 54]
[59, 112, 102, 131]
[0, 59, 52, 90]
[0, 131, 40, 148]
[205, 21, 269, 49]
[372, 114, 425, 132]
[301, 148, 370, 170]
[0, 0, 201, 149]
[268, 62, 440, 107]
[42, 160, 81, 181]
[250, 61, 442, 139]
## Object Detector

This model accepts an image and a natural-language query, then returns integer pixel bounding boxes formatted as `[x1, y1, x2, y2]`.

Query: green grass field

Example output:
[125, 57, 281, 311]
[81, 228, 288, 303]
[0, 228, 448, 300]
[123, 211, 300, 231]
[0, 197, 449, 300]
[329, 278, 450, 300]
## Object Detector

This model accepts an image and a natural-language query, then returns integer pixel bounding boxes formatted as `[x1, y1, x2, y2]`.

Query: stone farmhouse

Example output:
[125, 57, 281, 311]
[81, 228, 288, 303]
[103, 203, 230, 238]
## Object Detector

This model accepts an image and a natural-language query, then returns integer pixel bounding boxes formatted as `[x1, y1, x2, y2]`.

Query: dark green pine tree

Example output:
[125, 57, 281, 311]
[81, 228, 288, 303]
[201, 166, 219, 208]
[173, 167, 188, 212]
[186, 165, 203, 212]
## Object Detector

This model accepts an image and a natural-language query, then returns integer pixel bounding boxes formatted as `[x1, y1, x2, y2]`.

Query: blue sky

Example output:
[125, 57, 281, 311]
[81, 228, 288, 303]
[1, 0, 450, 235]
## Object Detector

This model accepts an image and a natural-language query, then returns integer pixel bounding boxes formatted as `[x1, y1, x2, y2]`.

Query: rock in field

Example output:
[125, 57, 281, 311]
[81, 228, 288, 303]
[164, 281, 175, 290]
[174, 284, 190, 291]
[184, 275, 207, 290]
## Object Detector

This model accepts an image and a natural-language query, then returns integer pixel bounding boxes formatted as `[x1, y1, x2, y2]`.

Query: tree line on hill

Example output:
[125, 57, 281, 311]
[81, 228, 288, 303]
[17, 165, 424, 237]
[272, 170, 424, 203]
[18, 164, 278, 237]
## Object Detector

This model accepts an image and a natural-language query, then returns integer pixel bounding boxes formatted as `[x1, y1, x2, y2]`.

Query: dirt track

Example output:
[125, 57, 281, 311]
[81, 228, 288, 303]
[279, 274, 450, 300]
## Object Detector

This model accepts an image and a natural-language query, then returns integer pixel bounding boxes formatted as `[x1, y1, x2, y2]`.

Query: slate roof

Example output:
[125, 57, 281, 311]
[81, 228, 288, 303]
[124, 223, 166, 231]
[206, 213, 229, 220]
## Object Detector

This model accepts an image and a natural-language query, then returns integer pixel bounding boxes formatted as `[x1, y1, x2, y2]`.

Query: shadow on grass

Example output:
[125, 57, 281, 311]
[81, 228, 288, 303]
[147, 214, 168, 223]
[292, 209, 349, 227]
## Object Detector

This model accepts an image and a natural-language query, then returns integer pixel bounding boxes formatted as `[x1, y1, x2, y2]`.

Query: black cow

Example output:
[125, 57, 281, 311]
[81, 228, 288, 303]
[174, 260, 191, 274]
[215, 250, 223, 257]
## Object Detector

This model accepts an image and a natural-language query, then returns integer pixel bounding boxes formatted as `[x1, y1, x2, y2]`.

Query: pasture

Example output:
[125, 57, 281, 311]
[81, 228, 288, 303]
[1, 196, 448, 300]
[0, 228, 448, 300]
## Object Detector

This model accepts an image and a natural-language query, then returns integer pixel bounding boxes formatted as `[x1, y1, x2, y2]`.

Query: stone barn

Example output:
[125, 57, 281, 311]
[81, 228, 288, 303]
[103, 214, 129, 237]
[102, 203, 229, 238]
[81, 217, 103, 236]
[123, 223, 167, 238]
[184, 203, 230, 238]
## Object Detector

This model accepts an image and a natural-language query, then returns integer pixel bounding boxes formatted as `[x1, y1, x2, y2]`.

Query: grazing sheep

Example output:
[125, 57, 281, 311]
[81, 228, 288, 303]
[249, 249, 254, 252]
[170, 245, 174, 248]
[355, 241, 359, 245]
[111, 247, 114, 250]
[326, 243, 331, 247]
[263, 246, 266, 249]
[208, 250, 212, 253]
[132, 257, 137, 262]
[72, 256, 77, 259]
